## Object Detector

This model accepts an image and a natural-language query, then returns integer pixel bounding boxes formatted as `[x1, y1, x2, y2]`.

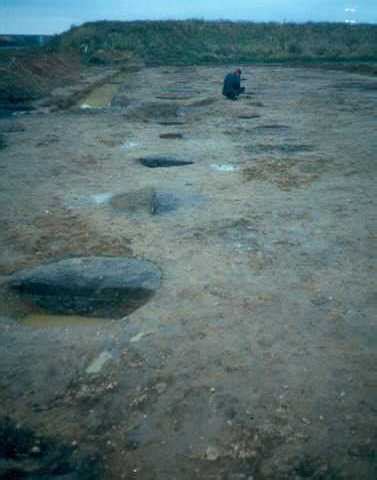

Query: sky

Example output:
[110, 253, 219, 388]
[0, 0, 376, 35]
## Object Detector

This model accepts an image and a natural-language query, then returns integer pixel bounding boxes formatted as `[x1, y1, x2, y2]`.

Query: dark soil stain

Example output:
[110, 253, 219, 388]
[246, 143, 315, 154]
[252, 124, 291, 133]
[0, 417, 103, 479]
[0, 135, 6, 150]
[333, 81, 377, 92]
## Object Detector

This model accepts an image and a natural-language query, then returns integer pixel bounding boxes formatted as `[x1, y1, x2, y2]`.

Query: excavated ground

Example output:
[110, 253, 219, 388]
[0, 65, 376, 479]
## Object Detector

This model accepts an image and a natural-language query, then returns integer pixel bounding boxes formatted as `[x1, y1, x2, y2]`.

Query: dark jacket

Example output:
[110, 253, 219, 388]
[222, 72, 241, 97]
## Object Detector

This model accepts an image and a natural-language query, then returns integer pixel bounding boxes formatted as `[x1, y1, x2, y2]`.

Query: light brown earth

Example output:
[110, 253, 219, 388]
[0, 65, 376, 479]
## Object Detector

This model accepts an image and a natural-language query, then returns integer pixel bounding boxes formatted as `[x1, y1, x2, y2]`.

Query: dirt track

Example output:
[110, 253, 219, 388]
[0, 65, 376, 479]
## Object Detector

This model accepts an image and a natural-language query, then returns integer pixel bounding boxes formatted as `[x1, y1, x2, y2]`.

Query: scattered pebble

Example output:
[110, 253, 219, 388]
[86, 350, 113, 374]
[130, 331, 154, 343]
[155, 382, 168, 394]
[206, 446, 220, 461]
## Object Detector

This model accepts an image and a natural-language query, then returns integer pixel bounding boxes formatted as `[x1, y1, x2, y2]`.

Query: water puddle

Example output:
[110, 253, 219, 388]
[19, 313, 111, 328]
[121, 141, 140, 150]
[79, 82, 122, 109]
[210, 164, 239, 172]
[91, 192, 113, 205]
[78, 72, 130, 109]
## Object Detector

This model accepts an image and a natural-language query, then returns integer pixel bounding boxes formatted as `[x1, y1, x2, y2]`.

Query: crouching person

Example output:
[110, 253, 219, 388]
[222, 68, 245, 100]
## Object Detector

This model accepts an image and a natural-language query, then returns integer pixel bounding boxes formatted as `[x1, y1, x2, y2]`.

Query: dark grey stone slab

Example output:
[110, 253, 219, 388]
[139, 157, 194, 168]
[8, 257, 161, 318]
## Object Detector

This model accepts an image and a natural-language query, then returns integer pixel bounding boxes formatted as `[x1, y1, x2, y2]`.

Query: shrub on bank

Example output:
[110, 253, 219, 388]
[54, 20, 377, 65]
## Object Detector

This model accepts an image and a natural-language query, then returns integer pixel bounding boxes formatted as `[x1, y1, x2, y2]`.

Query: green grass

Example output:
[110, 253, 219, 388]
[52, 20, 377, 66]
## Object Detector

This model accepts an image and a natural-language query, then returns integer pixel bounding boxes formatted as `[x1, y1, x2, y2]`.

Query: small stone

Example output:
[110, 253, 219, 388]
[30, 445, 41, 454]
[155, 382, 168, 394]
[206, 446, 220, 461]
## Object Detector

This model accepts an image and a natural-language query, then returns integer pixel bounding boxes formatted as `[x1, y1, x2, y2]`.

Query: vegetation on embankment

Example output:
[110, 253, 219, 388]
[0, 49, 81, 110]
[53, 20, 377, 66]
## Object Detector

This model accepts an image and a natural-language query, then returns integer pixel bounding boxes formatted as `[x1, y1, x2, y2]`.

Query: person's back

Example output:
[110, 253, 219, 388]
[222, 69, 244, 100]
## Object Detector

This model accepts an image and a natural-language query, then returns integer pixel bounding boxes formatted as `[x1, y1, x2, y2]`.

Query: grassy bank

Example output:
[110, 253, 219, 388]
[0, 49, 81, 109]
[53, 20, 377, 66]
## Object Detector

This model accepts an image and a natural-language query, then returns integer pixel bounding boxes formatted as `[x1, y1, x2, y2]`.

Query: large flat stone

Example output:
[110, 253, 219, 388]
[8, 257, 161, 318]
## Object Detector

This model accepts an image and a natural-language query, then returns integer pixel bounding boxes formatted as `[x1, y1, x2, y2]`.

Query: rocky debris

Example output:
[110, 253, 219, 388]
[7, 257, 161, 318]
[0, 417, 103, 479]
[139, 156, 194, 168]
[159, 133, 184, 139]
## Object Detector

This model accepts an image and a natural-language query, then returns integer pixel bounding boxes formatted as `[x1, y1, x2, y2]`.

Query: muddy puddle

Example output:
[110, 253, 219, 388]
[79, 72, 130, 108]
[19, 313, 112, 328]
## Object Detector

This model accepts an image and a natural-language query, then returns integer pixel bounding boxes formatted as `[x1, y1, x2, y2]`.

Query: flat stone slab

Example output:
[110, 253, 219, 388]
[139, 157, 194, 168]
[238, 113, 261, 119]
[253, 124, 291, 132]
[157, 121, 185, 126]
[8, 257, 161, 318]
[159, 133, 183, 139]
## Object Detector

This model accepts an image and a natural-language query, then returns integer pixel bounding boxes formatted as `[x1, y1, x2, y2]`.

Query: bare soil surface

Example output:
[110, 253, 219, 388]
[0, 65, 376, 479]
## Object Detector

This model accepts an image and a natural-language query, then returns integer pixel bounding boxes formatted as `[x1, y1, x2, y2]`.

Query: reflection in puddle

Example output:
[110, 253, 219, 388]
[121, 141, 139, 150]
[210, 164, 239, 172]
[78, 72, 130, 109]
[19, 313, 111, 328]
[91, 192, 113, 205]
